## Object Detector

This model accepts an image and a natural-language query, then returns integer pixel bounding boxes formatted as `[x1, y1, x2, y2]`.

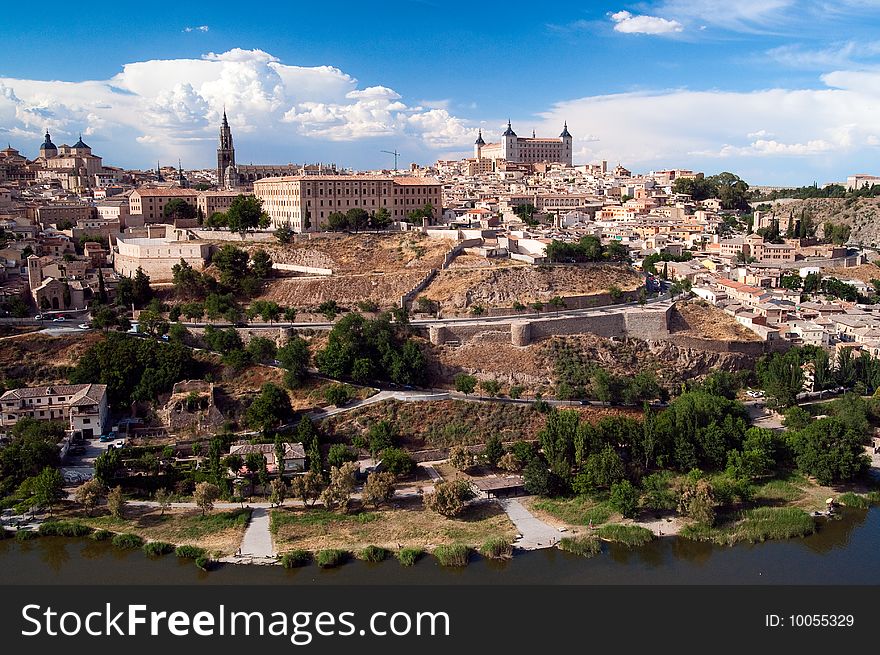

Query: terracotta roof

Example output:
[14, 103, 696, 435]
[133, 188, 199, 197]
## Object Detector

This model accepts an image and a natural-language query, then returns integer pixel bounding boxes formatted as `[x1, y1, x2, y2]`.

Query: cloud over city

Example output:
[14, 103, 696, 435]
[4, 46, 880, 182]
[0, 48, 477, 168]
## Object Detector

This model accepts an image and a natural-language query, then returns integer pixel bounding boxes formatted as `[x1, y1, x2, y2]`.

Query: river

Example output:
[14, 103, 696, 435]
[2, 507, 878, 585]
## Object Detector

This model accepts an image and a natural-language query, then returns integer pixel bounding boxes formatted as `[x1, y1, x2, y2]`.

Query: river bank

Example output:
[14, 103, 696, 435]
[2, 506, 879, 584]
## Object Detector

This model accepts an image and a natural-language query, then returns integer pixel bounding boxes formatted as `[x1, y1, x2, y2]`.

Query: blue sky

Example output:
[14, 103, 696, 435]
[3, 0, 880, 184]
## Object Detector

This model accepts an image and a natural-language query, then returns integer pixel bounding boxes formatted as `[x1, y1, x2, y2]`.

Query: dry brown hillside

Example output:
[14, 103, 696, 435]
[419, 264, 642, 312]
[670, 300, 762, 342]
[0, 333, 103, 387]
[761, 197, 880, 246]
[247, 233, 453, 274]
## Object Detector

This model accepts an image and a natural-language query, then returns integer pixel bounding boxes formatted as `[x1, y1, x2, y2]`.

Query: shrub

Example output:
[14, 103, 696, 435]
[38, 521, 93, 537]
[358, 545, 389, 563]
[397, 547, 424, 567]
[380, 448, 415, 476]
[609, 480, 639, 519]
[15, 529, 38, 541]
[596, 524, 654, 547]
[280, 550, 311, 568]
[92, 529, 113, 542]
[194, 555, 212, 571]
[558, 535, 601, 557]
[433, 544, 470, 567]
[143, 541, 175, 557]
[316, 549, 350, 568]
[175, 545, 207, 559]
[839, 492, 870, 509]
[112, 533, 145, 549]
[481, 537, 513, 559]
[425, 480, 476, 517]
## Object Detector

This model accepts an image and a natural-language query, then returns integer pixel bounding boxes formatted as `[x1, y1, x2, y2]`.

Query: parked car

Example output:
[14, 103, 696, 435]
[78, 323, 91, 330]
[99, 434, 114, 442]
[34, 314, 43, 320]
[114, 439, 126, 449]
[52, 316, 66, 322]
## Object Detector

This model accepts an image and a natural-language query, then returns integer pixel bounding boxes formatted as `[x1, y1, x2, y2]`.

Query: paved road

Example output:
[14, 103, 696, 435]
[498, 498, 561, 550]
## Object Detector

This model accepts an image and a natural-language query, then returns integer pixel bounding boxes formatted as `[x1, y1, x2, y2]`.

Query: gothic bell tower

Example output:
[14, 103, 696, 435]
[217, 109, 235, 186]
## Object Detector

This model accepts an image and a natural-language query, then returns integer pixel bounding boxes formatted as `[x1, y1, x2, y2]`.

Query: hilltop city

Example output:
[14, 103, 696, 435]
[1, 113, 879, 568]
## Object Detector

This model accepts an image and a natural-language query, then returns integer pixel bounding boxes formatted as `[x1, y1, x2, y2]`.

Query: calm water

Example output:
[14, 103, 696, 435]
[2, 508, 879, 585]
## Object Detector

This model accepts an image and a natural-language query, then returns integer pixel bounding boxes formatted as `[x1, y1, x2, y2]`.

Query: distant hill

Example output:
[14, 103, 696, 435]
[758, 197, 880, 247]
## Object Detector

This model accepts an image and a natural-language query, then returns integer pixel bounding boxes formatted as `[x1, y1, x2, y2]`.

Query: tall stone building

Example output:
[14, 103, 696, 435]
[477, 121, 573, 166]
[216, 109, 235, 185]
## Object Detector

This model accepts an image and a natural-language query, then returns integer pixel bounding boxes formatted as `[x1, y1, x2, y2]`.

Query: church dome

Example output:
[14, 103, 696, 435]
[40, 129, 57, 154]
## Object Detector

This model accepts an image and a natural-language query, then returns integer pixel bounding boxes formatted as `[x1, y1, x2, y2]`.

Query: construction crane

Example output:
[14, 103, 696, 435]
[380, 149, 401, 171]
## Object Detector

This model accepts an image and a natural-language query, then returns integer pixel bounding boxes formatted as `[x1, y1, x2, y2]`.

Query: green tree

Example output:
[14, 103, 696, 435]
[106, 485, 126, 518]
[20, 466, 65, 515]
[250, 249, 273, 279]
[277, 336, 310, 387]
[345, 208, 370, 232]
[327, 444, 357, 469]
[211, 245, 250, 289]
[786, 417, 869, 485]
[454, 373, 477, 395]
[246, 383, 293, 432]
[324, 383, 351, 407]
[482, 434, 504, 467]
[609, 480, 639, 518]
[226, 195, 269, 236]
[371, 207, 391, 229]
[163, 198, 197, 223]
[193, 482, 220, 515]
[757, 350, 804, 407]
[275, 225, 293, 244]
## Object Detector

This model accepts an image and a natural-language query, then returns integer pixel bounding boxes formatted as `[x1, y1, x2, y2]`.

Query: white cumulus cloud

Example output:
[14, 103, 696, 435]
[0, 49, 478, 168]
[610, 10, 684, 35]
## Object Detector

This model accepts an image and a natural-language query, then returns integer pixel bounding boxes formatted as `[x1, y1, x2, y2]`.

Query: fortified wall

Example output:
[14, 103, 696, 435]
[422, 302, 673, 347]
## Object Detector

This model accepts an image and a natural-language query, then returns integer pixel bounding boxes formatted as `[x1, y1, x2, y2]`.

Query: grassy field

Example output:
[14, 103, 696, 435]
[270, 498, 515, 551]
[526, 496, 614, 527]
[68, 507, 251, 555]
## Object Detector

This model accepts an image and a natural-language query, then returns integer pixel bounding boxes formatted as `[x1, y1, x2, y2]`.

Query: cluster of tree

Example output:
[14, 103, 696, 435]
[201, 195, 271, 236]
[672, 172, 751, 211]
[513, 203, 539, 226]
[69, 332, 195, 406]
[116, 267, 153, 310]
[163, 198, 199, 224]
[0, 419, 64, 498]
[758, 345, 880, 407]
[552, 344, 664, 405]
[781, 272, 870, 304]
[404, 203, 435, 224]
[545, 236, 629, 263]
[325, 207, 392, 232]
[641, 251, 693, 276]
[822, 221, 852, 246]
[245, 382, 294, 433]
[523, 391, 750, 498]
[752, 182, 880, 202]
[314, 313, 428, 386]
